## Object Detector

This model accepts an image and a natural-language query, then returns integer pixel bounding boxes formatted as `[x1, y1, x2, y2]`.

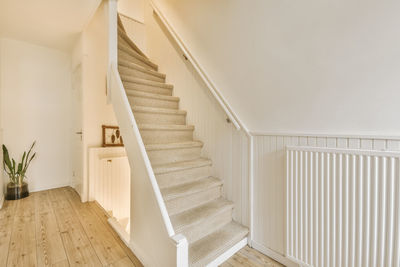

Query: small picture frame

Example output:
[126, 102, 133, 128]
[102, 125, 124, 147]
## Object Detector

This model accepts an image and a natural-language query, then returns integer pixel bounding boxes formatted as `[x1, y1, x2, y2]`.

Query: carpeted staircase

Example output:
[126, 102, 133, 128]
[117, 17, 248, 266]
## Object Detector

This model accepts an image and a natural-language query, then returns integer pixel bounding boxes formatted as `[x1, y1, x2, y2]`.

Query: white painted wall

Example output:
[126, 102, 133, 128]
[0, 38, 72, 192]
[118, 0, 145, 23]
[150, 0, 400, 135]
[71, 1, 118, 201]
[0, 42, 3, 206]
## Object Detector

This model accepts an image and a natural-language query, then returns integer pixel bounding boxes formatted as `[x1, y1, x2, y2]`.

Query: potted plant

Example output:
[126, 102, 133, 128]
[2, 142, 36, 200]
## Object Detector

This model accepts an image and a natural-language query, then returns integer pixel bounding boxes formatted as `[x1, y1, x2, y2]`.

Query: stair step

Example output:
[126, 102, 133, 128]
[153, 159, 212, 188]
[132, 106, 186, 125]
[146, 141, 203, 165]
[138, 124, 194, 144]
[118, 42, 158, 71]
[118, 27, 148, 59]
[171, 198, 234, 244]
[118, 50, 157, 71]
[121, 76, 172, 89]
[162, 177, 222, 215]
[119, 60, 165, 83]
[122, 76, 173, 96]
[118, 35, 132, 51]
[189, 221, 249, 267]
[126, 90, 179, 109]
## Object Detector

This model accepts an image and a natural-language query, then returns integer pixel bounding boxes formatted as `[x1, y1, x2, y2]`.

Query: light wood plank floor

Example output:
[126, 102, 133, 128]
[222, 246, 284, 267]
[0, 186, 283, 267]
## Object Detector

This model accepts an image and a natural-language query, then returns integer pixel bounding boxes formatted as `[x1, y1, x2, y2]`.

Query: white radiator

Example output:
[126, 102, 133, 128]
[286, 146, 400, 267]
[88, 147, 131, 232]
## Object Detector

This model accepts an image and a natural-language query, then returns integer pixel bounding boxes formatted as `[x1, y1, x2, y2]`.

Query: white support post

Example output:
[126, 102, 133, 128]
[107, 0, 118, 103]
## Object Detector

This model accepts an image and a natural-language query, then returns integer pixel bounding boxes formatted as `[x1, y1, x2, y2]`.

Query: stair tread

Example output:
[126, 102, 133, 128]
[132, 105, 186, 115]
[171, 198, 233, 233]
[153, 158, 212, 174]
[138, 124, 194, 131]
[161, 177, 222, 201]
[118, 52, 158, 72]
[121, 76, 173, 89]
[118, 42, 157, 68]
[119, 59, 166, 78]
[126, 90, 179, 102]
[146, 141, 203, 151]
[189, 221, 249, 266]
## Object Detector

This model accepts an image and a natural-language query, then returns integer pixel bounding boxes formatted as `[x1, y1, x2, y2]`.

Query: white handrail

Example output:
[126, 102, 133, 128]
[149, 0, 246, 132]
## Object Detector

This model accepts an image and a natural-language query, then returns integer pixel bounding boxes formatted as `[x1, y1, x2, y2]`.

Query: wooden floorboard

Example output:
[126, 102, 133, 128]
[0, 200, 17, 266]
[35, 190, 68, 266]
[7, 194, 37, 266]
[1, 186, 283, 267]
[221, 245, 284, 267]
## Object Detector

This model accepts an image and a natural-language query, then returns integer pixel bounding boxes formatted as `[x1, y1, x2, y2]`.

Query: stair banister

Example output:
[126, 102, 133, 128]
[149, 0, 247, 132]
[106, 1, 188, 265]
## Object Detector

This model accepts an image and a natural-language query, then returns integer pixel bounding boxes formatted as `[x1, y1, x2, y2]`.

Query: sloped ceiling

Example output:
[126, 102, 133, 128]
[0, 0, 102, 51]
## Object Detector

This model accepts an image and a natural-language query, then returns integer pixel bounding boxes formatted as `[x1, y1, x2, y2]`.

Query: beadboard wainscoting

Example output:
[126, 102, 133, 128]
[88, 147, 131, 233]
[251, 133, 400, 265]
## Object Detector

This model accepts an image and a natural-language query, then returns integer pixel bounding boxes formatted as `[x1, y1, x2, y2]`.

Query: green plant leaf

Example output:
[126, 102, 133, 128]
[2, 145, 12, 173]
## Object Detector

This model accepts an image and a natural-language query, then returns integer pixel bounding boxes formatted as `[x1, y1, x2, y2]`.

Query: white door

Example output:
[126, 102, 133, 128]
[71, 64, 83, 196]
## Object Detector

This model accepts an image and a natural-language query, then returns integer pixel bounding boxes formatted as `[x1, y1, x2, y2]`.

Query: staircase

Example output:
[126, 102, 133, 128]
[117, 18, 248, 266]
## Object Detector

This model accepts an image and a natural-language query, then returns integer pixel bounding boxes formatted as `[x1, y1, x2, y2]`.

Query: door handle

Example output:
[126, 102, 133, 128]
[75, 131, 83, 134]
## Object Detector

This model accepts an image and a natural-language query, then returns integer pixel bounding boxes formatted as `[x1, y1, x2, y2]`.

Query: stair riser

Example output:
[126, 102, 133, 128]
[119, 51, 156, 71]
[166, 186, 222, 216]
[134, 112, 186, 125]
[124, 83, 172, 96]
[118, 43, 146, 63]
[182, 209, 233, 244]
[139, 129, 193, 144]
[128, 95, 179, 109]
[156, 165, 211, 188]
[119, 66, 165, 83]
[147, 146, 202, 165]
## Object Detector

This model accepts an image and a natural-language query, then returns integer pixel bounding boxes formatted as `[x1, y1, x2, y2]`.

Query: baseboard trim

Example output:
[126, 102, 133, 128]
[251, 241, 299, 267]
[29, 182, 72, 193]
[108, 217, 130, 245]
[108, 217, 156, 267]
[206, 237, 248, 267]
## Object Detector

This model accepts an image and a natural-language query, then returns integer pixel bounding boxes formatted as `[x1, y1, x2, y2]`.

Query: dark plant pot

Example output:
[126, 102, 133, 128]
[6, 182, 29, 200]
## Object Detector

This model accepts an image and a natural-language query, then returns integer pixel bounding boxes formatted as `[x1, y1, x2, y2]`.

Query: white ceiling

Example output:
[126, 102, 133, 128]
[0, 0, 102, 51]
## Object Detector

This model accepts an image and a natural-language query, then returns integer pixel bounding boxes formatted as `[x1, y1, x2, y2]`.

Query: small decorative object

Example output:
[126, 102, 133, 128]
[102, 125, 124, 147]
[3, 141, 36, 200]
